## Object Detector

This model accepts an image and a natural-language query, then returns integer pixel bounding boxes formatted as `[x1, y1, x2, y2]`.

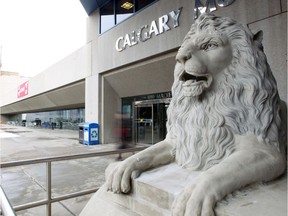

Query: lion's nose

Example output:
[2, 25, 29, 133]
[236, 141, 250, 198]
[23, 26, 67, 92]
[176, 52, 192, 65]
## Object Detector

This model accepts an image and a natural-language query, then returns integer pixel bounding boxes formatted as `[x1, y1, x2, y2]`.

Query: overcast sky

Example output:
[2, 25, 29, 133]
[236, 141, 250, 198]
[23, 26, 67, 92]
[0, 0, 87, 77]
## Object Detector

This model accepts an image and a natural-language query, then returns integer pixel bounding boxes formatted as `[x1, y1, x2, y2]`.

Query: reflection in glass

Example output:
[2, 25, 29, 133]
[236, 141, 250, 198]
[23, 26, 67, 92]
[133, 101, 169, 145]
[25, 108, 85, 130]
[135, 105, 153, 144]
[100, 0, 157, 34]
[100, 1, 115, 33]
[135, 0, 156, 11]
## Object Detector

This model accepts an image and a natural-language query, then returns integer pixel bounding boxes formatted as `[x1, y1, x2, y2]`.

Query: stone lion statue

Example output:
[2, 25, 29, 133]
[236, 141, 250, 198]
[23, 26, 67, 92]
[106, 13, 286, 216]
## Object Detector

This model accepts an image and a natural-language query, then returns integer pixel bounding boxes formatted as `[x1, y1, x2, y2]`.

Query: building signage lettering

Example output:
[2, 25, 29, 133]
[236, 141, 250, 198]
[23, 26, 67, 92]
[193, 0, 235, 19]
[17, 81, 29, 98]
[146, 91, 172, 100]
[135, 91, 172, 101]
[115, 7, 182, 52]
[115, 1, 235, 52]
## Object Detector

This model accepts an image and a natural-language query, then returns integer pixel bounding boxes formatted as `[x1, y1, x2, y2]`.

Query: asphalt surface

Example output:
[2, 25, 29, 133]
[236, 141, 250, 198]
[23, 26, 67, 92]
[0, 124, 137, 216]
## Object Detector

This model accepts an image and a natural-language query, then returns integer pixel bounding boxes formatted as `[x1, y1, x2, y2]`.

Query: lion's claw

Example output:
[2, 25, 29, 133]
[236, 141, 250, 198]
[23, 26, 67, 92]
[106, 159, 139, 194]
[171, 181, 217, 216]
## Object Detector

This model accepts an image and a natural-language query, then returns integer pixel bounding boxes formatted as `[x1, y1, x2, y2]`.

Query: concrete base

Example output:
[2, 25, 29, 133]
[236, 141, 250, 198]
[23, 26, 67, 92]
[80, 163, 287, 216]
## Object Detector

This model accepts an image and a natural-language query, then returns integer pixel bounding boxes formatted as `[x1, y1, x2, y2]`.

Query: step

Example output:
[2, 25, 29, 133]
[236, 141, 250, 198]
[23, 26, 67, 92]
[80, 163, 287, 216]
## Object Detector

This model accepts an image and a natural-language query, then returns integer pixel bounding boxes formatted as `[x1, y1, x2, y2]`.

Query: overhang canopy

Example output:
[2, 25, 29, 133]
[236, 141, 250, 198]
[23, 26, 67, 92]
[0, 81, 85, 115]
[104, 51, 176, 98]
[80, 0, 111, 15]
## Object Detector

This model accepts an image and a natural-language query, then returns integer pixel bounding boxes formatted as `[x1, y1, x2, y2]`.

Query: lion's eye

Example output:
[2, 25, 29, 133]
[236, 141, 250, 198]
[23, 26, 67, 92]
[201, 42, 218, 51]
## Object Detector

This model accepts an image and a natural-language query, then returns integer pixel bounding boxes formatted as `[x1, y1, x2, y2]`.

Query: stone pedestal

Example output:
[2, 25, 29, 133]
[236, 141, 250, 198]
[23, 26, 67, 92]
[80, 163, 287, 216]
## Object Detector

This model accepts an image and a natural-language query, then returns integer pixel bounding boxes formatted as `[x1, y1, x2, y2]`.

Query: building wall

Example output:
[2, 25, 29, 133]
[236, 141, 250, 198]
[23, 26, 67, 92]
[85, 0, 287, 143]
[102, 79, 122, 143]
[0, 0, 286, 144]
[249, 12, 287, 102]
[0, 43, 92, 114]
[0, 71, 28, 99]
[87, 0, 287, 73]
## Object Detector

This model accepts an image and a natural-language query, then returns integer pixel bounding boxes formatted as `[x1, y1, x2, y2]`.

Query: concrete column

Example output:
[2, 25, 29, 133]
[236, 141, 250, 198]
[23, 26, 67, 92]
[85, 75, 99, 124]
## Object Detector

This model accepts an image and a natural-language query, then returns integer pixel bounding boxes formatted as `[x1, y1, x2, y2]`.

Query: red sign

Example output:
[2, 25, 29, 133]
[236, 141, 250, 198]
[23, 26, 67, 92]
[17, 81, 29, 98]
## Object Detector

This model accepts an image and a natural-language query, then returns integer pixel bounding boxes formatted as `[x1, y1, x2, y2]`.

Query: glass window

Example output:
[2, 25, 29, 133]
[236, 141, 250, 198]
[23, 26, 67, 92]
[100, 0, 157, 34]
[116, 0, 134, 24]
[135, 0, 156, 11]
[100, 1, 115, 33]
[25, 108, 85, 130]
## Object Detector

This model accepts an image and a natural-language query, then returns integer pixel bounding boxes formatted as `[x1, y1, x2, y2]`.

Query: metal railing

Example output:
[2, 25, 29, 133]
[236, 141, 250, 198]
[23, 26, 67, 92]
[0, 146, 147, 216]
[0, 186, 16, 216]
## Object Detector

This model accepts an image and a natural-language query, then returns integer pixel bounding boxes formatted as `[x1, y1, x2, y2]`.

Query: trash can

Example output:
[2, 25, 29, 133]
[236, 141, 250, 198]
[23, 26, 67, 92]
[83, 123, 99, 145]
[79, 123, 85, 144]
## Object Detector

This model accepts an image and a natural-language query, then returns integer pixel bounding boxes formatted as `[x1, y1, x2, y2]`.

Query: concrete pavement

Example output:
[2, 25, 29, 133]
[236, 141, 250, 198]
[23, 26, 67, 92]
[0, 124, 137, 216]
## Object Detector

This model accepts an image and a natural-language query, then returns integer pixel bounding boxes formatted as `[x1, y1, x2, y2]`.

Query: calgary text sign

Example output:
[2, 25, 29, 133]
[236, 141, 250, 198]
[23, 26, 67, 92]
[17, 81, 29, 98]
[115, 8, 182, 52]
[115, 0, 235, 52]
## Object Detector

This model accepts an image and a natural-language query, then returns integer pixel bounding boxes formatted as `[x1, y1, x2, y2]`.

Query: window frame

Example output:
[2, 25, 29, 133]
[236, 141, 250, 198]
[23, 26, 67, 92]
[99, 0, 158, 35]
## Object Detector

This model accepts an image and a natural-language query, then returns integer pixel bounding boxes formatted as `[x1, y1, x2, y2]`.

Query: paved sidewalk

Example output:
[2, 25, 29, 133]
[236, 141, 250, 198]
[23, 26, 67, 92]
[0, 124, 138, 216]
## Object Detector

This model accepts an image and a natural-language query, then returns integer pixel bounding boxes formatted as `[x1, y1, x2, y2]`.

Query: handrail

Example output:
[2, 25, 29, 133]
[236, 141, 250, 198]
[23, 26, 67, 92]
[0, 146, 147, 168]
[0, 186, 16, 216]
[0, 146, 148, 215]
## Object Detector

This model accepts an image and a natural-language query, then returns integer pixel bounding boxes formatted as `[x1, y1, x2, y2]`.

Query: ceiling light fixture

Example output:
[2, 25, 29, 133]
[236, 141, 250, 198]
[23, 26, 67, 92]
[121, 2, 134, 10]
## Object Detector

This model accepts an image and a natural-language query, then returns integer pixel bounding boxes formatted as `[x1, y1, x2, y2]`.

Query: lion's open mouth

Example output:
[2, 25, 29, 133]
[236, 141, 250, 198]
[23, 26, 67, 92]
[179, 71, 212, 97]
[180, 71, 208, 83]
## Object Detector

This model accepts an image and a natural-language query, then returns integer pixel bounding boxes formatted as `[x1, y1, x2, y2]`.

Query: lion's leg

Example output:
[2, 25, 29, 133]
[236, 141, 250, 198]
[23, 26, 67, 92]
[106, 140, 174, 193]
[172, 135, 286, 216]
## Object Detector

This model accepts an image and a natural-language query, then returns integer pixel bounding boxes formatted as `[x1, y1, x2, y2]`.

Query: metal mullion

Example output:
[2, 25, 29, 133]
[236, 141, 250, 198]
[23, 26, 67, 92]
[135, 103, 138, 143]
[114, 0, 116, 25]
[151, 104, 154, 144]
[133, 0, 136, 13]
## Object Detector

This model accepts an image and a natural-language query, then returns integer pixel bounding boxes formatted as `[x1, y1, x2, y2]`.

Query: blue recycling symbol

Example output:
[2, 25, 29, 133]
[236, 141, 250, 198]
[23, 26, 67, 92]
[91, 129, 98, 139]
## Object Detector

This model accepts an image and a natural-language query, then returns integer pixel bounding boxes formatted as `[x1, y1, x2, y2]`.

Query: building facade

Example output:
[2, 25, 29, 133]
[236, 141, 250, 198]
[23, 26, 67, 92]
[0, 0, 287, 145]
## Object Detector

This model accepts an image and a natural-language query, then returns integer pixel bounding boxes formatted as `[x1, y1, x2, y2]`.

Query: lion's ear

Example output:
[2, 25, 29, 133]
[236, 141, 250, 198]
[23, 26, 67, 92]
[253, 30, 264, 51]
[253, 30, 263, 43]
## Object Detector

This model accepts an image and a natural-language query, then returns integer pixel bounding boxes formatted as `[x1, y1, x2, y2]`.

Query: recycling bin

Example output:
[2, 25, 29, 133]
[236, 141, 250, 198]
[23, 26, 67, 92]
[83, 123, 99, 145]
[79, 123, 85, 144]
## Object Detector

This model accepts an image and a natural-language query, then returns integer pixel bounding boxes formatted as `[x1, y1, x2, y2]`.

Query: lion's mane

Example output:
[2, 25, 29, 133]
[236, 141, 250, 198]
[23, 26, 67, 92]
[166, 14, 282, 170]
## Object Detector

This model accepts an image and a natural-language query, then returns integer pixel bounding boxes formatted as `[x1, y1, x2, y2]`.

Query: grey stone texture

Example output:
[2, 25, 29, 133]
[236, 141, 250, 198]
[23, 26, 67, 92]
[81, 163, 287, 216]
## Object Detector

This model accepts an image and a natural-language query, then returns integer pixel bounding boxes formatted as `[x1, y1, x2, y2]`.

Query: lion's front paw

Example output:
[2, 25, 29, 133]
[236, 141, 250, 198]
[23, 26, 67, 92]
[171, 181, 217, 216]
[106, 160, 140, 194]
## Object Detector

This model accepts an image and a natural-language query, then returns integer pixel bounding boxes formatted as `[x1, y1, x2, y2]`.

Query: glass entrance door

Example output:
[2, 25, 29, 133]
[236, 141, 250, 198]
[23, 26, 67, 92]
[133, 99, 170, 144]
[134, 104, 153, 144]
[152, 103, 169, 144]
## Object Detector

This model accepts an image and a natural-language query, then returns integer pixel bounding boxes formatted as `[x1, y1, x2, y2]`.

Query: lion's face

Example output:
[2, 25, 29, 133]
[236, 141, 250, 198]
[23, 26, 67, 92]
[175, 28, 233, 97]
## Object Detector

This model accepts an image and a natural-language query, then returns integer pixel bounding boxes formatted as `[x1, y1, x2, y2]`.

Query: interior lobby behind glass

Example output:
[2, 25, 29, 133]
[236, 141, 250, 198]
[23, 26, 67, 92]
[24, 108, 85, 130]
